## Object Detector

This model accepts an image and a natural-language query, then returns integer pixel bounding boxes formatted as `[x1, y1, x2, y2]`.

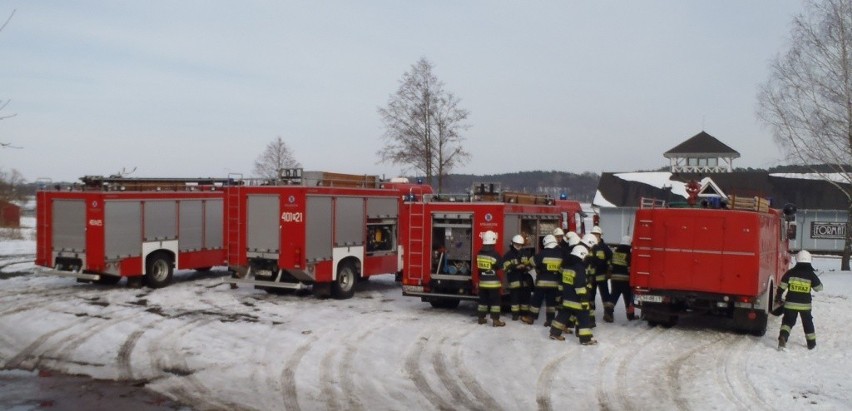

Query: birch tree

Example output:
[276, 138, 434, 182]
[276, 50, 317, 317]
[253, 136, 300, 180]
[377, 58, 470, 192]
[757, 0, 852, 270]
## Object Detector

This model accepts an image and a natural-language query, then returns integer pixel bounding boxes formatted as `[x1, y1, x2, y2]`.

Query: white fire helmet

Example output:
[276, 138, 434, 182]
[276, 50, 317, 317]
[512, 234, 525, 245]
[571, 244, 589, 259]
[591, 226, 603, 235]
[796, 250, 812, 264]
[552, 227, 565, 237]
[621, 235, 632, 246]
[543, 234, 558, 249]
[581, 233, 598, 249]
[481, 230, 498, 245]
[566, 231, 581, 246]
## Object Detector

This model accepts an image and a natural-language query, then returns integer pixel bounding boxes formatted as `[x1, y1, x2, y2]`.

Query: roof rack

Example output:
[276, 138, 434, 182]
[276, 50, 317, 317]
[76, 176, 231, 192]
[640, 197, 667, 209]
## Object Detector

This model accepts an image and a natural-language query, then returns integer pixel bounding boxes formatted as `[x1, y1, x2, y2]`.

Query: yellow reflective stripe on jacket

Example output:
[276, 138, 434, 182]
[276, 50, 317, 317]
[610, 274, 630, 282]
[783, 301, 812, 311]
[536, 280, 560, 288]
[477, 255, 498, 271]
[542, 257, 562, 273]
[561, 269, 576, 286]
[788, 277, 812, 293]
[562, 300, 583, 309]
[611, 251, 628, 267]
[479, 280, 502, 289]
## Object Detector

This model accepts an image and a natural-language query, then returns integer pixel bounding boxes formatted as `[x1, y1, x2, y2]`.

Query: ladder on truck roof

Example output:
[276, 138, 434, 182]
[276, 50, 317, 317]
[406, 187, 429, 281]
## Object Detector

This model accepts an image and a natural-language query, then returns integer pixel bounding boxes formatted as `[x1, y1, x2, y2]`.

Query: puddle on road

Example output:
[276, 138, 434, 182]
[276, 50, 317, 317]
[0, 369, 192, 410]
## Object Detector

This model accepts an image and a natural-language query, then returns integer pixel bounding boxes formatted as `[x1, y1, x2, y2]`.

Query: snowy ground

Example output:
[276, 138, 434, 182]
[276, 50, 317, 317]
[1, 217, 851, 411]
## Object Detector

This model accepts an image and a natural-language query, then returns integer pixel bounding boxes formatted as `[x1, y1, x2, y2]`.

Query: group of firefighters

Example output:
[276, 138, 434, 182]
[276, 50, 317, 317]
[475, 227, 824, 349]
[474, 226, 634, 346]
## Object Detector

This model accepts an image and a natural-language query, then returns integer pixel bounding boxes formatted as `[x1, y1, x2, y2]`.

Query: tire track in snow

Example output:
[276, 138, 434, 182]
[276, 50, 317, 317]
[146, 317, 230, 411]
[664, 332, 727, 410]
[117, 316, 169, 381]
[595, 325, 665, 411]
[319, 319, 384, 411]
[534, 336, 581, 411]
[280, 334, 320, 411]
[403, 329, 461, 411]
[35, 311, 140, 369]
[2, 316, 89, 369]
[432, 328, 502, 410]
[717, 335, 774, 410]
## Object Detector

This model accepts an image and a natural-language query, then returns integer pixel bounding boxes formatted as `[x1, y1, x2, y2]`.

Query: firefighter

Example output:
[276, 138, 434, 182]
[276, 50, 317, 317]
[563, 231, 581, 252]
[476, 230, 505, 327]
[521, 234, 562, 327]
[588, 226, 612, 325]
[550, 244, 597, 345]
[607, 235, 635, 322]
[552, 228, 565, 247]
[777, 250, 823, 350]
[580, 233, 599, 327]
[503, 234, 534, 320]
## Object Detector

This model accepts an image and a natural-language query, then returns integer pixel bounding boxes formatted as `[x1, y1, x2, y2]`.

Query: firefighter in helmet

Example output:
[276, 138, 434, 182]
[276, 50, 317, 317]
[476, 230, 505, 327]
[588, 226, 612, 325]
[552, 227, 565, 247]
[777, 250, 823, 350]
[550, 244, 597, 345]
[607, 235, 635, 321]
[503, 234, 534, 321]
[580, 233, 599, 326]
[521, 234, 562, 326]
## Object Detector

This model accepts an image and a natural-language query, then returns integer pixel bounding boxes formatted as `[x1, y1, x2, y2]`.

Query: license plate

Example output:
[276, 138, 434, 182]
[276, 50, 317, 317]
[637, 294, 663, 303]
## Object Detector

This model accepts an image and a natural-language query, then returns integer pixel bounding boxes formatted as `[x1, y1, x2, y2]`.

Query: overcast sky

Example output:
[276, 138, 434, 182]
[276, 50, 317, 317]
[0, 1, 805, 182]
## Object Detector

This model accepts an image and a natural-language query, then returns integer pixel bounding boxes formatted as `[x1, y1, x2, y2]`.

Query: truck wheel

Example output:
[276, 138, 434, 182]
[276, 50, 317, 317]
[331, 263, 357, 299]
[429, 299, 461, 309]
[145, 253, 174, 289]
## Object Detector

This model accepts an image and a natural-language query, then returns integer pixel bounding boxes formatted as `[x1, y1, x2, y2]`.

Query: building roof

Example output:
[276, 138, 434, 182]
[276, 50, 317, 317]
[663, 131, 741, 158]
[595, 171, 848, 210]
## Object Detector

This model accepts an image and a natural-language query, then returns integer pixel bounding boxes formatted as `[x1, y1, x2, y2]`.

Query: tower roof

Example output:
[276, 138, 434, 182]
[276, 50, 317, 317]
[663, 131, 741, 158]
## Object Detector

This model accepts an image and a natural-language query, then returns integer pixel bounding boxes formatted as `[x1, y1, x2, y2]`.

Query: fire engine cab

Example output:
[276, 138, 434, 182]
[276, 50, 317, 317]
[400, 182, 585, 308]
[224, 169, 430, 299]
[35, 176, 228, 288]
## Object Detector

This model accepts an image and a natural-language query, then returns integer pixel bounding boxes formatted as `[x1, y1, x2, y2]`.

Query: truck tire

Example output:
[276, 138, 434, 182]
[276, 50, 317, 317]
[145, 253, 174, 289]
[331, 263, 357, 299]
[429, 299, 461, 309]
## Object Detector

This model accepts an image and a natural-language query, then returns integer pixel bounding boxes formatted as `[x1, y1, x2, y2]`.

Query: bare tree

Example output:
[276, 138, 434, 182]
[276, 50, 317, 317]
[757, 0, 852, 270]
[253, 136, 300, 179]
[0, 168, 25, 203]
[378, 57, 470, 192]
[0, 9, 18, 149]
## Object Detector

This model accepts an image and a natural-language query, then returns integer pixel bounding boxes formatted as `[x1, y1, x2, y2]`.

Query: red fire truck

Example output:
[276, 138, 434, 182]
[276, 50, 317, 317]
[630, 195, 795, 335]
[224, 170, 429, 299]
[400, 183, 585, 308]
[35, 176, 228, 288]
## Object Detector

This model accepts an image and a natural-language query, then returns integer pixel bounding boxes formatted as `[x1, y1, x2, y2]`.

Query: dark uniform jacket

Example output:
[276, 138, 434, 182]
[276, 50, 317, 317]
[610, 244, 631, 282]
[778, 262, 823, 311]
[559, 254, 588, 310]
[502, 246, 532, 287]
[476, 246, 503, 290]
[533, 247, 563, 289]
[589, 240, 613, 281]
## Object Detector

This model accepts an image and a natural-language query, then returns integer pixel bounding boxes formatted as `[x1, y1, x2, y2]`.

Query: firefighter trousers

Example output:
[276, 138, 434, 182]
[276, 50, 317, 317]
[529, 287, 559, 323]
[779, 308, 816, 345]
[607, 281, 634, 317]
[551, 305, 594, 343]
[508, 273, 532, 316]
[478, 288, 502, 320]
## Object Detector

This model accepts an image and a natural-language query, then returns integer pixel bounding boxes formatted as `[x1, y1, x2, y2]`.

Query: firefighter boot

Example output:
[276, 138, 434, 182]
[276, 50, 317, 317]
[778, 336, 787, 349]
[520, 316, 534, 325]
[626, 304, 636, 321]
[543, 313, 554, 328]
[603, 308, 614, 323]
[581, 338, 598, 346]
[492, 316, 506, 327]
[512, 313, 520, 321]
[549, 333, 565, 341]
[808, 340, 817, 350]
[478, 316, 488, 325]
